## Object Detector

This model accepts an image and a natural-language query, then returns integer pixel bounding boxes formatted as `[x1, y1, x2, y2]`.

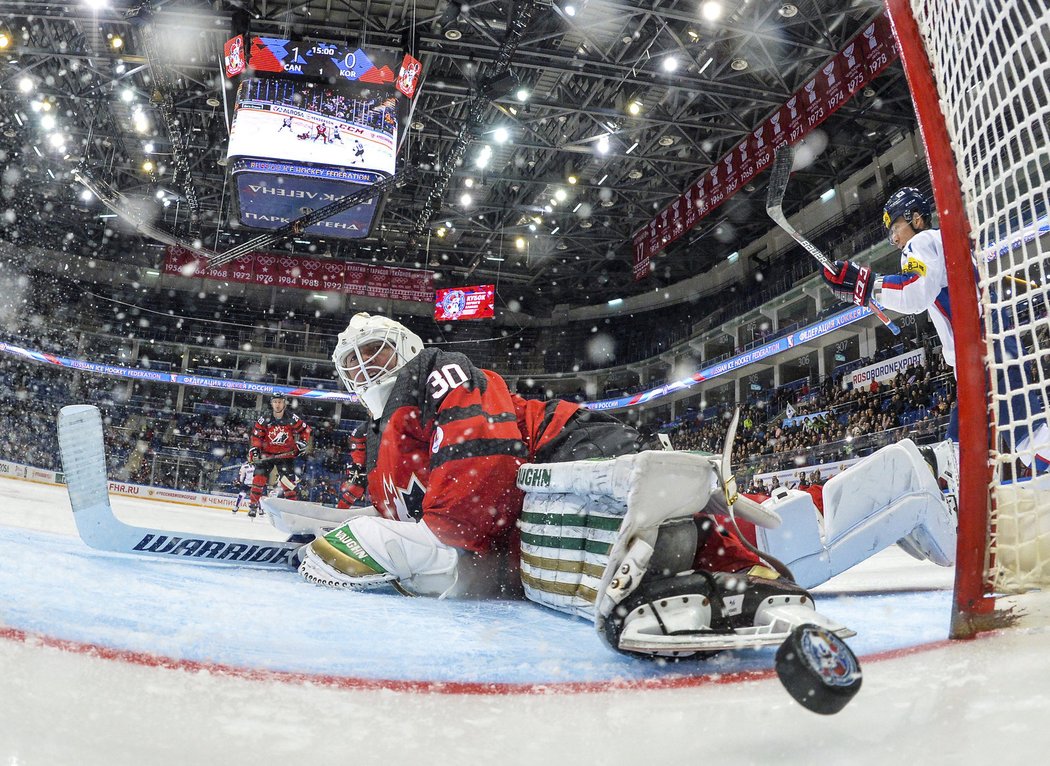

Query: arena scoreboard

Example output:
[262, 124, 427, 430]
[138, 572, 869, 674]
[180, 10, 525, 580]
[248, 37, 395, 83]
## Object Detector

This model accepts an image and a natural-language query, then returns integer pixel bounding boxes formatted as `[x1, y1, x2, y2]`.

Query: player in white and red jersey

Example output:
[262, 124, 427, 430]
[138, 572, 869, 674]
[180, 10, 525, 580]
[822, 187, 1049, 462]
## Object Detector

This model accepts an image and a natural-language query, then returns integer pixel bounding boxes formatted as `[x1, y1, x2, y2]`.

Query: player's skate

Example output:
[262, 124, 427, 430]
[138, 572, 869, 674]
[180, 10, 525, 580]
[247, 502, 259, 519]
[603, 562, 854, 658]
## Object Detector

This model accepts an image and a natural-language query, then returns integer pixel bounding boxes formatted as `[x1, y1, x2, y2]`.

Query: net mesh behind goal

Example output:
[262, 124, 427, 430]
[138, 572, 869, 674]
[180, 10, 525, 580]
[891, 0, 1050, 604]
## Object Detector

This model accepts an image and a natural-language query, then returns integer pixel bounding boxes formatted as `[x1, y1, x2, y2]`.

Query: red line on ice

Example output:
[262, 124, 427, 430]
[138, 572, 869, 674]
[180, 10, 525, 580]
[0, 626, 967, 696]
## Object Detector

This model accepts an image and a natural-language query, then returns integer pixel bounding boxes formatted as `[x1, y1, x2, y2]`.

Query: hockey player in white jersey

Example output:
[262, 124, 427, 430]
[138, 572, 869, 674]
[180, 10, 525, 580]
[232, 462, 254, 514]
[821, 187, 1049, 463]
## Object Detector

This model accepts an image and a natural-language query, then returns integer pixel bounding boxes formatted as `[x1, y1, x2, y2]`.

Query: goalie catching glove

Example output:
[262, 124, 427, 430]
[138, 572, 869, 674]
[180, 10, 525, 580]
[822, 260, 874, 308]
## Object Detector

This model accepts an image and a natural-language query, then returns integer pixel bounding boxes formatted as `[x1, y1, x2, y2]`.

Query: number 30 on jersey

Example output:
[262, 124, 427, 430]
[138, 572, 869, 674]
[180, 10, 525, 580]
[427, 363, 469, 399]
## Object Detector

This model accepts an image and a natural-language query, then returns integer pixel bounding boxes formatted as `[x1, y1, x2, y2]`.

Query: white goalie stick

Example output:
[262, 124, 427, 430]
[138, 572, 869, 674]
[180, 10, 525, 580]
[57, 405, 302, 569]
[766, 143, 901, 336]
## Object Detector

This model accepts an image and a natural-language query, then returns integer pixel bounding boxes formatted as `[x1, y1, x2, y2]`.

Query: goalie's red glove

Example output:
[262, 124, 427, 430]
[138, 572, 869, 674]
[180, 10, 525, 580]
[822, 260, 874, 307]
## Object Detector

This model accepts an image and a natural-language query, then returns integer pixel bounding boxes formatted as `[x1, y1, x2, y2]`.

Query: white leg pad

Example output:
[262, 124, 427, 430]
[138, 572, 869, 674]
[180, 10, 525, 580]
[517, 451, 720, 629]
[519, 492, 627, 620]
[756, 438, 956, 589]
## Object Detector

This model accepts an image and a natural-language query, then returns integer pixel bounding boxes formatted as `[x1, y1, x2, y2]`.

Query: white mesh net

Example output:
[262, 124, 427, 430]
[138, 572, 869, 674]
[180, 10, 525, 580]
[910, 0, 1050, 591]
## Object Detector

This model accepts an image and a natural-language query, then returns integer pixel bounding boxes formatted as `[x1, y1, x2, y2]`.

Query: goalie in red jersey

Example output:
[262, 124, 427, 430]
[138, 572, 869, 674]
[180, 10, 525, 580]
[297, 313, 846, 654]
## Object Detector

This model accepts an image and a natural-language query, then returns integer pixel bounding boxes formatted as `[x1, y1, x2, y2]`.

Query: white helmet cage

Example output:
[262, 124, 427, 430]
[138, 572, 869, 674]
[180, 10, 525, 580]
[332, 313, 424, 405]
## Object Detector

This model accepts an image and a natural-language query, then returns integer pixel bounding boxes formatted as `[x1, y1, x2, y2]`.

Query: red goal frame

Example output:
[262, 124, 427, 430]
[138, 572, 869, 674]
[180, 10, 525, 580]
[884, 0, 995, 638]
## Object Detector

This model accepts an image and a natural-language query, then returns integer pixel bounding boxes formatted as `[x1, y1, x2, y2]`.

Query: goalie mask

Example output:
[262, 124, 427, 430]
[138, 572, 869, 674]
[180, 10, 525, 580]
[332, 313, 424, 419]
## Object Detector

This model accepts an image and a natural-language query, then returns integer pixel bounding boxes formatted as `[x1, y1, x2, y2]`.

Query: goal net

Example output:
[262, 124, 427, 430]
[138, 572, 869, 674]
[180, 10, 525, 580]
[886, 0, 1050, 635]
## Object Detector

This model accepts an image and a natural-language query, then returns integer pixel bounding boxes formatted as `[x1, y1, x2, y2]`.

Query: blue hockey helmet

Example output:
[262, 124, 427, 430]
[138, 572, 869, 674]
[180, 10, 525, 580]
[882, 187, 931, 232]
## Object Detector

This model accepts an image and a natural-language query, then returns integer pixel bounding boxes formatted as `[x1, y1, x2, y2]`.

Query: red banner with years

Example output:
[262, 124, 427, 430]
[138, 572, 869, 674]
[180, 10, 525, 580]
[632, 13, 898, 280]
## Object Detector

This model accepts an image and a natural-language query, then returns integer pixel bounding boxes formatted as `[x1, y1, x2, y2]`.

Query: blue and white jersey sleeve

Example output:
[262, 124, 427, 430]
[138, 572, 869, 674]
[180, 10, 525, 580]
[873, 229, 958, 368]
[875, 230, 948, 315]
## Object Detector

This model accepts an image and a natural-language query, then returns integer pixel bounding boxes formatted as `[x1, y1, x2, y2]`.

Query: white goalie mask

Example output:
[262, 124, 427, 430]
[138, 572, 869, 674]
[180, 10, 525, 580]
[332, 312, 424, 418]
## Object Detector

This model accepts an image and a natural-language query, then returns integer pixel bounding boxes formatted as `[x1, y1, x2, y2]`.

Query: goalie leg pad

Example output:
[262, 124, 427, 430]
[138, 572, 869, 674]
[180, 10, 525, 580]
[756, 438, 957, 588]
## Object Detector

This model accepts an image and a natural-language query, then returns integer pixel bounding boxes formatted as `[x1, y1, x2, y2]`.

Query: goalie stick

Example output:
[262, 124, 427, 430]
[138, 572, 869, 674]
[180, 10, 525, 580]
[57, 405, 301, 570]
[767, 143, 901, 336]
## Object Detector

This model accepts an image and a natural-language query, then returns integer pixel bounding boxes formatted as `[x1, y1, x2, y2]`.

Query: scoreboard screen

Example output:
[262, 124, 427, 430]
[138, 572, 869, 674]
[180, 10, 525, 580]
[226, 37, 415, 241]
[248, 37, 396, 84]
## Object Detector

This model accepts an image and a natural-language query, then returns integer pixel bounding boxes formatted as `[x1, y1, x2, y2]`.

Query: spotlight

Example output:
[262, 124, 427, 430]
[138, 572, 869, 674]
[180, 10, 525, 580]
[627, 99, 642, 116]
[516, 87, 529, 102]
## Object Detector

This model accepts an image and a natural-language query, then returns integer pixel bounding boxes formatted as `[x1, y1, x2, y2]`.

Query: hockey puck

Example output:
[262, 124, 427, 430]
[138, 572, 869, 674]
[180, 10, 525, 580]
[775, 624, 862, 715]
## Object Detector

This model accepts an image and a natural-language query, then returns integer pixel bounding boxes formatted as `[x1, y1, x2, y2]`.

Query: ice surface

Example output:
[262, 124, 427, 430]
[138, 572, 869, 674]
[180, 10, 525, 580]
[1, 477, 1048, 764]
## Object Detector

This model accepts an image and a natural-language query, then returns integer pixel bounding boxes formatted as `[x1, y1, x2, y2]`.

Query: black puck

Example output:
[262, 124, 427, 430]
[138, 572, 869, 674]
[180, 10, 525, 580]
[775, 623, 862, 715]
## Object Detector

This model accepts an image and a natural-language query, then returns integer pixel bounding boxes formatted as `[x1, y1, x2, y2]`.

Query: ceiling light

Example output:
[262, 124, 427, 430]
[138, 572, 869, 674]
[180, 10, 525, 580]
[516, 88, 529, 102]
[516, 237, 526, 250]
[411, 120, 424, 130]
[600, 199, 614, 208]
[687, 29, 700, 41]
[155, 189, 165, 199]
[627, 100, 642, 116]
[529, 223, 537, 232]
[142, 160, 154, 172]
[662, 57, 679, 73]
[820, 188, 836, 203]
[48, 133, 64, 148]
[731, 58, 749, 71]
[460, 192, 472, 206]
[437, 227, 446, 238]
[564, 5, 577, 17]
[493, 126, 510, 143]
[778, 4, 799, 18]
[206, 96, 221, 107]
[464, 178, 474, 188]
[144, 142, 154, 153]
[579, 220, 593, 228]
[0, 30, 10, 50]
[628, 169, 643, 179]
[658, 135, 675, 146]
[444, 26, 463, 41]
[701, 1, 723, 22]
[40, 114, 56, 130]
[110, 35, 123, 49]
[596, 135, 610, 154]
[18, 77, 32, 93]
[122, 88, 134, 102]
[567, 174, 578, 185]
[554, 188, 567, 202]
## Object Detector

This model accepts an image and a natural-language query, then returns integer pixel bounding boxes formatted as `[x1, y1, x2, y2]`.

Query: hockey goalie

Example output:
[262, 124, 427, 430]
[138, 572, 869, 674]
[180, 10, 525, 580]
[270, 313, 956, 673]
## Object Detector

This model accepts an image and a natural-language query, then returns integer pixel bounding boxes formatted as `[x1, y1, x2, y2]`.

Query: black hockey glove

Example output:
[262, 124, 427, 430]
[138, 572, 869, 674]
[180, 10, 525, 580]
[822, 260, 874, 307]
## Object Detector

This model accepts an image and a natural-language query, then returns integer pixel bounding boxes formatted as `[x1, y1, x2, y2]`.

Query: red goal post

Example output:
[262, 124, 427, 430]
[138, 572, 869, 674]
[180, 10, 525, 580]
[886, 0, 1050, 637]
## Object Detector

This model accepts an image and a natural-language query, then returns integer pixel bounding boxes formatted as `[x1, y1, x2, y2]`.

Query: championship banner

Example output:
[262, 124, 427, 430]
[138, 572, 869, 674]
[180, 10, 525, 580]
[434, 285, 495, 321]
[848, 348, 926, 391]
[632, 12, 898, 279]
[163, 246, 434, 303]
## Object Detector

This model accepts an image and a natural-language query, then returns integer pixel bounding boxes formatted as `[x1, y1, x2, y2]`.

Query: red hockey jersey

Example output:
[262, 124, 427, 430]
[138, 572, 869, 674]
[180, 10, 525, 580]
[250, 411, 311, 458]
[362, 348, 580, 554]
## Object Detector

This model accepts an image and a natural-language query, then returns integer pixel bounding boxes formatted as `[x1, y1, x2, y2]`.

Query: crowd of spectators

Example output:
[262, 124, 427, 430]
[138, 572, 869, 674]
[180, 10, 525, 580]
[0, 356, 354, 503]
[666, 349, 955, 491]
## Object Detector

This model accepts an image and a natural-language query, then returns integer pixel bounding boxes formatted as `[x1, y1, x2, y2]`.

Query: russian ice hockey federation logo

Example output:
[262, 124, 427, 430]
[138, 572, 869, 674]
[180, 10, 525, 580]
[799, 626, 861, 687]
[441, 290, 467, 319]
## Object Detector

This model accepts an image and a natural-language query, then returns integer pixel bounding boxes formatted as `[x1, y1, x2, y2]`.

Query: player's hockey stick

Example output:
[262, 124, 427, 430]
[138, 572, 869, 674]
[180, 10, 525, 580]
[767, 143, 901, 335]
[57, 405, 301, 569]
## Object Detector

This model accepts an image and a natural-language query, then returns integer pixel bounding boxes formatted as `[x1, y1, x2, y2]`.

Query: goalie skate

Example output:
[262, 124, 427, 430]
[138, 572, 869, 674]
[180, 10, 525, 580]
[610, 570, 855, 658]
